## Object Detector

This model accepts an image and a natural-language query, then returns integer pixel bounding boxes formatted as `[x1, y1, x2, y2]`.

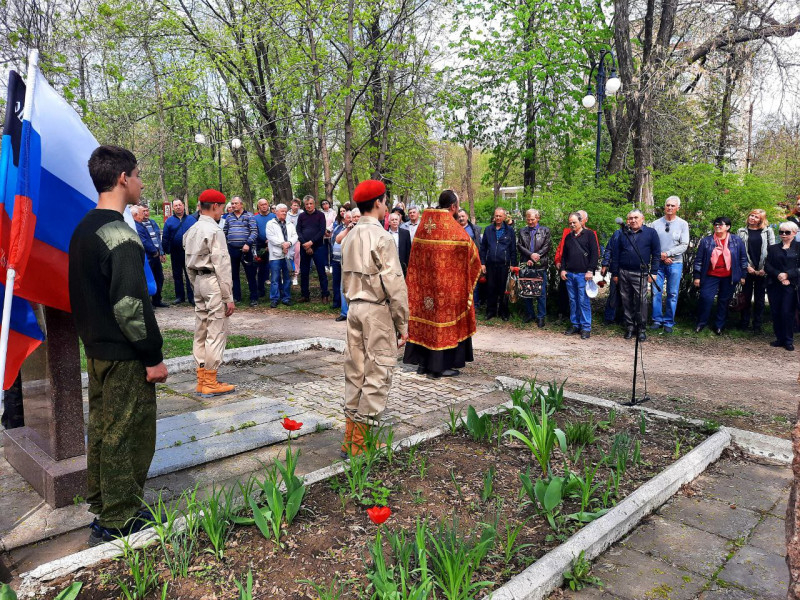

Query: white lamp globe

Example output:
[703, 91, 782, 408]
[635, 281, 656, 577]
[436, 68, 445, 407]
[231, 138, 242, 150]
[194, 132, 206, 144]
[581, 94, 596, 109]
[605, 76, 621, 94]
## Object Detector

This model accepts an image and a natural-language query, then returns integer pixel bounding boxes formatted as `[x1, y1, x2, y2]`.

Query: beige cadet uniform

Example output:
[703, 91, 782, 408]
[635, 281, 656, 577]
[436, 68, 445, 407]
[341, 215, 409, 424]
[183, 215, 234, 371]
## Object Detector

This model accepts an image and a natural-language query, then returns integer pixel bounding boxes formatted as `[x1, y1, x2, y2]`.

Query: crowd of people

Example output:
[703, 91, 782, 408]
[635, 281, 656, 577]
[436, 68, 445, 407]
[144, 190, 800, 352]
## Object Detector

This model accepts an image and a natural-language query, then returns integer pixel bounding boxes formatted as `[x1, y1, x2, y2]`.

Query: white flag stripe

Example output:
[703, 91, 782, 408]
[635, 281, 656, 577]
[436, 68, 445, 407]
[31, 70, 98, 205]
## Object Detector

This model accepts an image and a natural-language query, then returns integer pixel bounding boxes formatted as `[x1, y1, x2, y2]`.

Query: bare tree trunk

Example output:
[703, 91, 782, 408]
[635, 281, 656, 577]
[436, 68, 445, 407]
[464, 140, 474, 220]
[342, 0, 356, 198]
[716, 54, 743, 171]
[305, 15, 334, 204]
[142, 36, 169, 206]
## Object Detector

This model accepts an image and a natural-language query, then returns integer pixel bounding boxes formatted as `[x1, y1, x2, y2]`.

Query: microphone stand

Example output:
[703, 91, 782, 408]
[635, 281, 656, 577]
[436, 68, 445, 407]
[618, 225, 661, 407]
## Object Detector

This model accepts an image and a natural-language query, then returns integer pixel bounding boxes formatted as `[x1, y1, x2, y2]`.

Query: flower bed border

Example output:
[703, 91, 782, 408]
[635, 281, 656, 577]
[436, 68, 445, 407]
[16, 375, 788, 599]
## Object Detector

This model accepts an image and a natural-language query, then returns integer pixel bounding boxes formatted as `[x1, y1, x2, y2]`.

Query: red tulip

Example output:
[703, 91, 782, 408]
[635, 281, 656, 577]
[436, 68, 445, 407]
[282, 417, 303, 432]
[367, 506, 391, 525]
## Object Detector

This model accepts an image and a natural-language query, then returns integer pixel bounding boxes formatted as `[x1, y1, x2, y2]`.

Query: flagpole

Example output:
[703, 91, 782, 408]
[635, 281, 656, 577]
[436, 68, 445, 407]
[0, 49, 39, 407]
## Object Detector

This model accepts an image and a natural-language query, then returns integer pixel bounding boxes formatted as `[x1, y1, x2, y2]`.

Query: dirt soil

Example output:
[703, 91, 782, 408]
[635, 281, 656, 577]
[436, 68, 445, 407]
[44, 401, 708, 600]
[156, 304, 798, 439]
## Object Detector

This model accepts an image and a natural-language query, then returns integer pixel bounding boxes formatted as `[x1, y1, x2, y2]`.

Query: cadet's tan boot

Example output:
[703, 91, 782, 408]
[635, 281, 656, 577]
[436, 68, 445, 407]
[195, 368, 206, 393]
[199, 370, 235, 397]
[348, 422, 386, 457]
[340, 417, 355, 458]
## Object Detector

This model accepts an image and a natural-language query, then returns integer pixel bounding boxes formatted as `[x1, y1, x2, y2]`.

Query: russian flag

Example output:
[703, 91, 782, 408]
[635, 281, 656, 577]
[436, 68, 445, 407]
[5, 57, 101, 312]
[0, 70, 44, 390]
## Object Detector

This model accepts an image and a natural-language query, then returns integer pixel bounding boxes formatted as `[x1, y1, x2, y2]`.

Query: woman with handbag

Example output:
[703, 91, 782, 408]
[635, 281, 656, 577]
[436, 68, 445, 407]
[765, 221, 800, 351]
[736, 209, 775, 333]
[517, 209, 551, 327]
[692, 216, 748, 335]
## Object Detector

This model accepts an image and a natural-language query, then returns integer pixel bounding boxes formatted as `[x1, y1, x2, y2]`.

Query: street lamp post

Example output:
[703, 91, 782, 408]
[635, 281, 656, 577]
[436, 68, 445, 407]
[194, 116, 242, 194]
[581, 50, 622, 182]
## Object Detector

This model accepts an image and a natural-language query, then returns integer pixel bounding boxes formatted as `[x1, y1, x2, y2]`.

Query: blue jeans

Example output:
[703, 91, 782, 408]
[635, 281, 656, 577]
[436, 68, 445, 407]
[340, 289, 349, 316]
[565, 272, 591, 331]
[522, 271, 547, 319]
[696, 276, 736, 329]
[300, 245, 329, 299]
[652, 262, 682, 327]
[269, 258, 291, 303]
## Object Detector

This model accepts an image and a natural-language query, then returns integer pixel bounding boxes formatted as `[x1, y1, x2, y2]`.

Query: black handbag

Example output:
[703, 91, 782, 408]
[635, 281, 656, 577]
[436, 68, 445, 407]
[518, 266, 545, 298]
[728, 283, 748, 313]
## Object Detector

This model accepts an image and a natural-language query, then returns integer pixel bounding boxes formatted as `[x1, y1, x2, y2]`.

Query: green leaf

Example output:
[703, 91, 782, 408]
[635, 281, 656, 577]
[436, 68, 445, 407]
[0, 584, 18, 600]
[53, 583, 83, 600]
[249, 497, 272, 540]
[285, 485, 306, 525]
[543, 478, 563, 512]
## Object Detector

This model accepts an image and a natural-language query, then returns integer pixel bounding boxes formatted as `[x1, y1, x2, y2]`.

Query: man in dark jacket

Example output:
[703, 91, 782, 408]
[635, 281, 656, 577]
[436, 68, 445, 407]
[517, 208, 551, 327]
[387, 212, 412, 276]
[296, 195, 329, 302]
[132, 204, 167, 308]
[162, 199, 197, 305]
[611, 210, 661, 342]
[457, 209, 482, 307]
[480, 207, 516, 320]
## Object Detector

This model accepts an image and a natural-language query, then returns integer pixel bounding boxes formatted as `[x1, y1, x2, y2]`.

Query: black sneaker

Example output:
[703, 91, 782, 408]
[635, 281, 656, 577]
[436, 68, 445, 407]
[624, 327, 634, 340]
[649, 323, 662, 330]
[564, 326, 579, 335]
[88, 515, 153, 547]
[249, 300, 258, 307]
[580, 330, 591, 339]
[270, 301, 278, 308]
[537, 318, 545, 328]
[638, 331, 647, 342]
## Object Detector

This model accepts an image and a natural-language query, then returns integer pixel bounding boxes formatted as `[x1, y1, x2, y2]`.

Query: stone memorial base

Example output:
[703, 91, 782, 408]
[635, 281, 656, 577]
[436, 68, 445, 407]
[3, 427, 86, 508]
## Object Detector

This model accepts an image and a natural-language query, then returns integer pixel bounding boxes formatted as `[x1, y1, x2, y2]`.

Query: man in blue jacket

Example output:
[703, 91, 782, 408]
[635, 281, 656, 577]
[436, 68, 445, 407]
[480, 207, 516, 321]
[132, 204, 168, 308]
[162, 199, 197, 305]
[611, 210, 660, 341]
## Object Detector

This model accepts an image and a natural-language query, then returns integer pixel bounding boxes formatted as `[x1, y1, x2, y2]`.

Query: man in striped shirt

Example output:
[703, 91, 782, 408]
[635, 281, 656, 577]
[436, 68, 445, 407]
[222, 196, 259, 306]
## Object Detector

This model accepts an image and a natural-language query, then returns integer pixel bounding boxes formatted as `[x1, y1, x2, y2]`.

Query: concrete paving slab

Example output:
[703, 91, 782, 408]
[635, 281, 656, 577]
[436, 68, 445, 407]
[621, 515, 729, 577]
[148, 409, 329, 477]
[590, 547, 704, 600]
[249, 363, 296, 376]
[657, 496, 761, 540]
[561, 587, 621, 599]
[770, 487, 790, 519]
[271, 371, 321, 384]
[748, 514, 786, 557]
[695, 472, 785, 512]
[717, 545, 788, 600]
[698, 584, 764, 600]
[713, 460, 793, 489]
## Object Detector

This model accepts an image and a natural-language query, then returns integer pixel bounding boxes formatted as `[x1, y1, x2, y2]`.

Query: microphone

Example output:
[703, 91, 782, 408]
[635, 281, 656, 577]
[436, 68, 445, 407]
[615, 217, 629, 230]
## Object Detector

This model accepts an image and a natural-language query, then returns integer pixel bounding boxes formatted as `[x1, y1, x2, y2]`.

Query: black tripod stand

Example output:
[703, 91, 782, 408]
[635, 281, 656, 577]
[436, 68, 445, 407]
[618, 226, 661, 407]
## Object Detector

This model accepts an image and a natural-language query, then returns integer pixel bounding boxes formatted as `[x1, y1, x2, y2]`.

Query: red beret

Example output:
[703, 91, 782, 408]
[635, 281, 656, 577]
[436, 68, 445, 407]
[198, 189, 226, 204]
[353, 180, 386, 204]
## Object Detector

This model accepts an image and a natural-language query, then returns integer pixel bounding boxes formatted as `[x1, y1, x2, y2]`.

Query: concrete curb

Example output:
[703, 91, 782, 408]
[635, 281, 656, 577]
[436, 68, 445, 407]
[79, 337, 345, 387]
[488, 429, 731, 600]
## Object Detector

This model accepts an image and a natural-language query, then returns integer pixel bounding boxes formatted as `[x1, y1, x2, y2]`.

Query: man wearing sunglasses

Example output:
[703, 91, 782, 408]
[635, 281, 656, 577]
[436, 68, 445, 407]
[649, 196, 689, 333]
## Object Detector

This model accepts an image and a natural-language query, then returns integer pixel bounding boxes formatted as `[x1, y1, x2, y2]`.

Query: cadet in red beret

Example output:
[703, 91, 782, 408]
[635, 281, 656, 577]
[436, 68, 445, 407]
[340, 179, 409, 457]
[183, 189, 237, 396]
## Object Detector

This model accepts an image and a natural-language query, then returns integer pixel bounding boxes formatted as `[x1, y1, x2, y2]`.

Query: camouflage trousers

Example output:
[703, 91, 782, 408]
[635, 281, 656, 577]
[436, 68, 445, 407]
[86, 359, 156, 528]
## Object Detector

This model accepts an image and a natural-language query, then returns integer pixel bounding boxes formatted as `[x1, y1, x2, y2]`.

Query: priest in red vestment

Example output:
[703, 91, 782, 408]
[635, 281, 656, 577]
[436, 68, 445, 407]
[402, 190, 482, 378]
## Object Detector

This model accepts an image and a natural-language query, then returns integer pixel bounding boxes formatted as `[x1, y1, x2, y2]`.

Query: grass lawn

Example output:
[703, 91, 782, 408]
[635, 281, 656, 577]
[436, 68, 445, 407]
[79, 329, 266, 370]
